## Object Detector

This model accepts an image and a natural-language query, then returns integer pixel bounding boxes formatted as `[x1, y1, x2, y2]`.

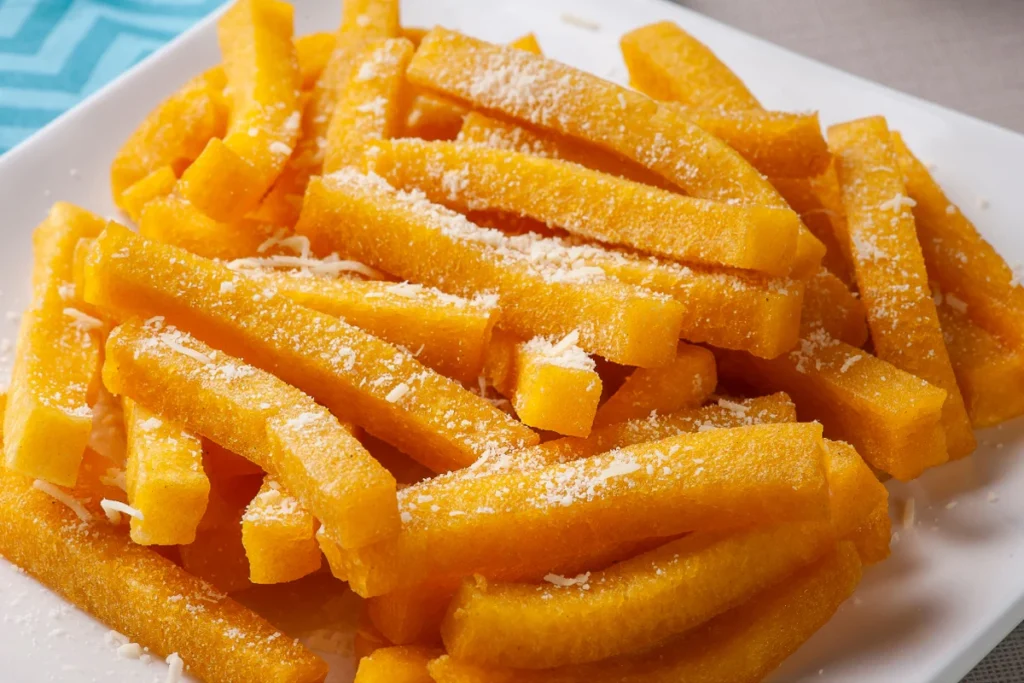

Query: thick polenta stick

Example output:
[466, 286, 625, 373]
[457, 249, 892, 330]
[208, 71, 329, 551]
[140, 194, 280, 260]
[367, 584, 455, 645]
[830, 117, 975, 458]
[683, 107, 830, 179]
[242, 478, 322, 584]
[119, 165, 178, 223]
[323, 38, 415, 172]
[621, 21, 760, 110]
[110, 69, 227, 208]
[893, 134, 1024, 350]
[256, 0, 400, 226]
[802, 268, 869, 347]
[367, 139, 802, 275]
[594, 343, 715, 426]
[84, 224, 535, 473]
[938, 299, 1024, 428]
[332, 423, 829, 597]
[296, 170, 684, 368]
[103, 318, 400, 549]
[178, 0, 300, 222]
[0, 466, 327, 683]
[4, 203, 106, 486]
[356, 646, 439, 683]
[429, 543, 861, 683]
[441, 440, 881, 668]
[484, 331, 602, 437]
[295, 31, 335, 88]
[181, 486, 254, 594]
[717, 332, 948, 481]
[252, 274, 498, 383]
[407, 28, 825, 278]
[123, 398, 209, 546]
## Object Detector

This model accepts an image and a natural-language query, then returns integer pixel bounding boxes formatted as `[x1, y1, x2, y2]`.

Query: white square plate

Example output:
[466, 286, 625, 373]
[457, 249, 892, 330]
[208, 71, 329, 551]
[2, 0, 1024, 681]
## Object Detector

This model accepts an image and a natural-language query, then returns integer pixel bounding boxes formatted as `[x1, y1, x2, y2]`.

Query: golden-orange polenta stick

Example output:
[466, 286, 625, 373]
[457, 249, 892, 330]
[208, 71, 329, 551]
[0, 466, 327, 683]
[242, 478, 322, 584]
[620, 21, 760, 110]
[296, 169, 685, 368]
[104, 318, 400, 549]
[118, 165, 178, 223]
[84, 224, 535, 474]
[255, 0, 400, 226]
[367, 139, 802, 275]
[938, 298, 1024, 428]
[139, 193, 281, 260]
[366, 583, 455, 645]
[772, 170, 854, 283]
[802, 268, 868, 347]
[893, 133, 1024, 349]
[356, 646, 440, 683]
[848, 499, 891, 565]
[830, 117, 975, 458]
[594, 343, 715, 426]
[110, 69, 227, 209]
[429, 543, 862, 683]
[124, 398, 209, 546]
[441, 440, 880, 669]
[4, 203, 106, 486]
[408, 28, 825, 278]
[178, 0, 300, 222]
[484, 331, 602, 437]
[295, 31, 336, 88]
[332, 422, 830, 597]
[323, 38, 414, 172]
[717, 330, 948, 481]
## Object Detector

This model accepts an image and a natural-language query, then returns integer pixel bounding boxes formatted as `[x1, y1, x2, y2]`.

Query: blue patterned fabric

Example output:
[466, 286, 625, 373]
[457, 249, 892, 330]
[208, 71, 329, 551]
[0, 0, 224, 155]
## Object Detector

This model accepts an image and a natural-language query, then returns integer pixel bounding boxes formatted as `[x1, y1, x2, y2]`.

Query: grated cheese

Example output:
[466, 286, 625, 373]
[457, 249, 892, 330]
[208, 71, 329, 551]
[63, 307, 104, 332]
[902, 498, 916, 529]
[544, 571, 591, 587]
[385, 382, 411, 403]
[100, 499, 143, 523]
[32, 480, 92, 522]
[166, 652, 184, 683]
[227, 254, 383, 279]
[522, 330, 595, 371]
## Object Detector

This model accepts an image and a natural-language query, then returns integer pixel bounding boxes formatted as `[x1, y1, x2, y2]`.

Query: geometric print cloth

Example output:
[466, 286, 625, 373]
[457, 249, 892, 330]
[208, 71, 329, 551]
[0, 0, 224, 155]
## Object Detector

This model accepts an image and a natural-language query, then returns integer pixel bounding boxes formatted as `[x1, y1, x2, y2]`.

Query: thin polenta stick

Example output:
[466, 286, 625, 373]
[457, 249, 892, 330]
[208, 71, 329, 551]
[104, 318, 399, 549]
[124, 398, 209, 546]
[593, 343, 715, 426]
[178, 0, 301, 222]
[84, 224, 535, 474]
[367, 139, 802, 275]
[892, 132, 1024, 350]
[620, 21, 761, 110]
[4, 203, 106, 487]
[242, 478, 322, 584]
[256, 0, 400, 226]
[356, 646, 439, 683]
[428, 543, 862, 683]
[0, 466, 327, 683]
[323, 38, 414, 172]
[406, 28, 825, 278]
[296, 169, 685, 368]
[829, 117, 975, 459]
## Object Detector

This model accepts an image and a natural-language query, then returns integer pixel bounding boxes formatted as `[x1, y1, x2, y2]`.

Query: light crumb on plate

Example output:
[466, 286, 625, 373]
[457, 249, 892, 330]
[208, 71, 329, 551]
[166, 652, 184, 683]
[902, 498, 916, 529]
[988, 491, 1000, 503]
[560, 12, 601, 30]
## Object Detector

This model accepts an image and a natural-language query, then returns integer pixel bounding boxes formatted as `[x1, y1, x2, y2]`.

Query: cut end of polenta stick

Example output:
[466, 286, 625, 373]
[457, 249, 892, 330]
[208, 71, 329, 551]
[103, 317, 400, 549]
[124, 398, 209, 546]
[594, 343, 716, 426]
[355, 645, 440, 683]
[4, 203, 107, 487]
[242, 477, 322, 584]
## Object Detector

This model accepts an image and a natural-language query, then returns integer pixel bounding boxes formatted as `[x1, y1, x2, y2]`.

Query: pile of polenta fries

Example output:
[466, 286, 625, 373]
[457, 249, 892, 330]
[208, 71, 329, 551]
[2, 1, 1023, 681]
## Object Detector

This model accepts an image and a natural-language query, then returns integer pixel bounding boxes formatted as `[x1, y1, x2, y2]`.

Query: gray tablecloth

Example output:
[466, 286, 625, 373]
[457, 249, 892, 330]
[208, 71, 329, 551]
[676, 1, 1024, 680]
